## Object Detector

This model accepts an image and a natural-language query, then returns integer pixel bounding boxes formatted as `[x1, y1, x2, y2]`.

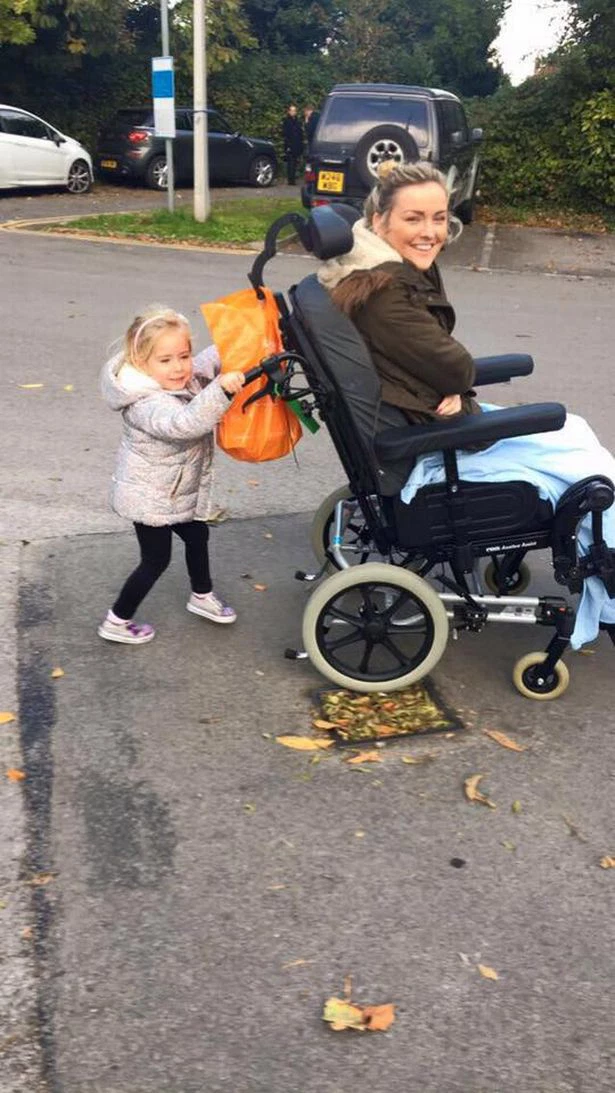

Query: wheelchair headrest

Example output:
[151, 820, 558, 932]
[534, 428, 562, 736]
[299, 204, 359, 260]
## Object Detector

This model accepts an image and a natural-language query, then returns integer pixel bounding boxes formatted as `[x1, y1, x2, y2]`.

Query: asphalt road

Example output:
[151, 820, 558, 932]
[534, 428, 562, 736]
[1, 213, 615, 1093]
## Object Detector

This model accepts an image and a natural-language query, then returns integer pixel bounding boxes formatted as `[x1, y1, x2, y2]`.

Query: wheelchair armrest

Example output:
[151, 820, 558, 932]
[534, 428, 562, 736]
[473, 354, 534, 385]
[374, 402, 566, 461]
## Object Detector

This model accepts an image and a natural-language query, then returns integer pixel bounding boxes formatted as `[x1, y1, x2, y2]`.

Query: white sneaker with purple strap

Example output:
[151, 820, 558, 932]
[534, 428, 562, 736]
[98, 612, 156, 644]
[186, 591, 237, 624]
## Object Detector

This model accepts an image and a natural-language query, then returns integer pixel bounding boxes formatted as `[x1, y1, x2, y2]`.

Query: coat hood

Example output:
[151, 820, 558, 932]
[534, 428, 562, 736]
[100, 353, 199, 411]
[317, 218, 401, 292]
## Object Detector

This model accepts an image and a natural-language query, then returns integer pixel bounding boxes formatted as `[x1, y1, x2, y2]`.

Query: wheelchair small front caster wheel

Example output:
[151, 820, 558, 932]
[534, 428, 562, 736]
[512, 651, 570, 700]
[484, 560, 531, 595]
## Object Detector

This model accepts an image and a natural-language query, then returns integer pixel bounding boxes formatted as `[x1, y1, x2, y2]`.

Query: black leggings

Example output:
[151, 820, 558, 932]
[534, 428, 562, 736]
[113, 521, 212, 620]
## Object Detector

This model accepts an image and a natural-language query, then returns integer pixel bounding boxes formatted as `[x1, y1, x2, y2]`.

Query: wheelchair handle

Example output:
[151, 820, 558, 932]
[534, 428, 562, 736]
[243, 352, 301, 387]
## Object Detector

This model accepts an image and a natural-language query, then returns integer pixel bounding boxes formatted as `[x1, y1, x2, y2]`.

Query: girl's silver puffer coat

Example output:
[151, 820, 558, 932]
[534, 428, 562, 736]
[101, 348, 229, 526]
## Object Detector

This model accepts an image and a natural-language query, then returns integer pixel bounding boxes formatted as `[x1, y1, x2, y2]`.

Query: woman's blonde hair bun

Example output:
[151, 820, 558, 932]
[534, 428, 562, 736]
[376, 158, 398, 181]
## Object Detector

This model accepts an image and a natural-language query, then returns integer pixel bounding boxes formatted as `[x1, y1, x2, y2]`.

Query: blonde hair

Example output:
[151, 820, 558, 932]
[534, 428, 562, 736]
[364, 161, 462, 244]
[123, 306, 192, 369]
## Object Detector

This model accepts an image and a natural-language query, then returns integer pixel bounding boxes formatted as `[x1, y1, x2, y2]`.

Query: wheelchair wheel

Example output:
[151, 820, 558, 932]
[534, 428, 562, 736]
[484, 559, 531, 595]
[310, 486, 375, 570]
[302, 562, 449, 693]
[310, 486, 426, 572]
[512, 651, 570, 701]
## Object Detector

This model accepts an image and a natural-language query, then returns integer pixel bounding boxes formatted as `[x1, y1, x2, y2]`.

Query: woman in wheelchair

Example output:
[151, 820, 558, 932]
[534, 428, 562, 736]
[280, 159, 615, 698]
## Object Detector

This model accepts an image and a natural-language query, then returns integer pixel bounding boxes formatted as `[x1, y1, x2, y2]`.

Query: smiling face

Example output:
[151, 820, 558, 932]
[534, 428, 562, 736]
[141, 327, 193, 390]
[372, 181, 449, 271]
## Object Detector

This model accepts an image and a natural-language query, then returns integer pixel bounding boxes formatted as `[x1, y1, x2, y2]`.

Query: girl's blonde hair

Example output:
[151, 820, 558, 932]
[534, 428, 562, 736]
[123, 305, 192, 369]
[364, 160, 462, 244]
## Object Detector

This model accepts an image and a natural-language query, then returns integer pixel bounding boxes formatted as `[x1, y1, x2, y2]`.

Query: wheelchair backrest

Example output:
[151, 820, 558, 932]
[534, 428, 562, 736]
[288, 273, 411, 496]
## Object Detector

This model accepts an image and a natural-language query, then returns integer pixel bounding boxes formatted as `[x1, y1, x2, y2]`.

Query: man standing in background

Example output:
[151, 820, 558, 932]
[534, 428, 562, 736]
[282, 103, 304, 185]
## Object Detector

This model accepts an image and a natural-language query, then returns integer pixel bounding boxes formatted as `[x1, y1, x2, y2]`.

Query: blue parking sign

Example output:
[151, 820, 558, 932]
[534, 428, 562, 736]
[152, 57, 175, 138]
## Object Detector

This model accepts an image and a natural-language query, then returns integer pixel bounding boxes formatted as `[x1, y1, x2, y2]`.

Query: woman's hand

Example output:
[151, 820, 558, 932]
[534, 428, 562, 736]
[220, 371, 245, 395]
[436, 394, 462, 417]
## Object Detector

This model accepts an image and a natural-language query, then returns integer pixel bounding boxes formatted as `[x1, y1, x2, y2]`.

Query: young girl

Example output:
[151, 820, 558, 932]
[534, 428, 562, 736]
[98, 305, 244, 645]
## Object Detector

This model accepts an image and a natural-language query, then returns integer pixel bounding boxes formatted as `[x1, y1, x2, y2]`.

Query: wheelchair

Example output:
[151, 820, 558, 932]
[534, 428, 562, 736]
[245, 204, 615, 701]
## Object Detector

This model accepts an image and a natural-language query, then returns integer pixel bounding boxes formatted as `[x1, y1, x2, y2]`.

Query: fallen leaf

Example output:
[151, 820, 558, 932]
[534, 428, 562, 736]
[483, 729, 526, 752]
[281, 958, 313, 970]
[263, 532, 273, 540]
[276, 736, 334, 751]
[243, 803, 256, 813]
[18, 383, 44, 389]
[511, 800, 522, 815]
[6, 769, 25, 782]
[0, 712, 16, 725]
[354, 831, 365, 838]
[323, 997, 365, 1031]
[253, 583, 268, 592]
[463, 774, 496, 809]
[27, 872, 54, 887]
[312, 719, 338, 731]
[501, 840, 517, 852]
[363, 1004, 396, 1031]
[268, 884, 286, 890]
[50, 667, 64, 679]
[323, 993, 395, 1032]
[346, 750, 381, 765]
[599, 856, 615, 869]
[400, 753, 436, 765]
[63, 384, 74, 392]
[478, 964, 499, 981]
[21, 926, 33, 941]
[247, 479, 260, 486]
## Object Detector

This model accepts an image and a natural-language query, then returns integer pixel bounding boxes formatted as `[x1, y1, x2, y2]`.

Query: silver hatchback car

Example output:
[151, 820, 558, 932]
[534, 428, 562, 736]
[0, 104, 93, 193]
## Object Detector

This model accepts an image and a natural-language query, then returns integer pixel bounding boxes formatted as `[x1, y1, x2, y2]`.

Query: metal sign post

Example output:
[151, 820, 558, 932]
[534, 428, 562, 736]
[153, 0, 175, 213]
[193, 0, 210, 222]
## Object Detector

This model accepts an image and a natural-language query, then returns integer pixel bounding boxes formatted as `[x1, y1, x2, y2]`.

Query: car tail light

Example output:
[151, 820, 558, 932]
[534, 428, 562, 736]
[304, 164, 315, 183]
[312, 199, 331, 207]
[128, 130, 149, 143]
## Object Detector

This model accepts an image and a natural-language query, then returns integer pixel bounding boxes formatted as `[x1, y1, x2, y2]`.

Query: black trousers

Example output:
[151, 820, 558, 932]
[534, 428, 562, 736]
[285, 153, 300, 184]
[113, 521, 212, 620]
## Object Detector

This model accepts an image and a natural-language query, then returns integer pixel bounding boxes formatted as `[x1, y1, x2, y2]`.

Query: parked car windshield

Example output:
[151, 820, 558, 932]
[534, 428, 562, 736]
[0, 109, 52, 139]
[208, 111, 234, 134]
[318, 95, 429, 147]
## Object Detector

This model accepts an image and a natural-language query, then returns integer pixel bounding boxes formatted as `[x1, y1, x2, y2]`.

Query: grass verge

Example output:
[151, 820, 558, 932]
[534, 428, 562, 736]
[50, 197, 304, 246]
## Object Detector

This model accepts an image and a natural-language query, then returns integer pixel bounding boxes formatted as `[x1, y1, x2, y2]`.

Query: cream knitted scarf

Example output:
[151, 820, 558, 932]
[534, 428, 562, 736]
[316, 218, 402, 292]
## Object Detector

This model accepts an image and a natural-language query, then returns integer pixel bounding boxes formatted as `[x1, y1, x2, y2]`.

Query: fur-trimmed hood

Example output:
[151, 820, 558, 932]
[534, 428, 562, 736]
[316, 218, 401, 292]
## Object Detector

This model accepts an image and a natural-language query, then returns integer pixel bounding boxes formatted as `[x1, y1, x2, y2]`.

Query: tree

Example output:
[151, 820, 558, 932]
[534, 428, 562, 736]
[241, 0, 338, 54]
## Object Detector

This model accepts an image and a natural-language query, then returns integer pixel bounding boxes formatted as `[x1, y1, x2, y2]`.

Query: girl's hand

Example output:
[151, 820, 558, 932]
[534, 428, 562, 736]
[436, 394, 462, 417]
[220, 371, 245, 395]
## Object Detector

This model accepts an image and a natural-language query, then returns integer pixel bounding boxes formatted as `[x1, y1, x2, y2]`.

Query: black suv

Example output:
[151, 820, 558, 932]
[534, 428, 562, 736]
[96, 107, 277, 190]
[302, 84, 482, 223]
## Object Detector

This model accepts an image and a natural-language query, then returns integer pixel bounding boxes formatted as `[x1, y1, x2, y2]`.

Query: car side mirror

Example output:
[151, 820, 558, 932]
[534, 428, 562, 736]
[53, 134, 66, 146]
[471, 127, 484, 143]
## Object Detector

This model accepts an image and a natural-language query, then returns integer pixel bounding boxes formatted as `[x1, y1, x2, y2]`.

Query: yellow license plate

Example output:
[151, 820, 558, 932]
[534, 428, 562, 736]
[317, 170, 344, 193]
[100, 159, 118, 168]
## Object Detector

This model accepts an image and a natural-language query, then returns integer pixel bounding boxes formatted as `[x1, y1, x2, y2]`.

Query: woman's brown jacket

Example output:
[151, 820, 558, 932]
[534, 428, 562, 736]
[330, 259, 479, 425]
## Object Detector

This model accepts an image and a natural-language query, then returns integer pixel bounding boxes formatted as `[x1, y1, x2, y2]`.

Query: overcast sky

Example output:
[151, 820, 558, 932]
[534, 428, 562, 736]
[493, 0, 570, 83]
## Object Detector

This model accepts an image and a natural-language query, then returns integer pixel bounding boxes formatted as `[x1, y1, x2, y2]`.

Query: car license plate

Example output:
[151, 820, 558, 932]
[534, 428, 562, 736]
[100, 159, 118, 169]
[317, 170, 344, 194]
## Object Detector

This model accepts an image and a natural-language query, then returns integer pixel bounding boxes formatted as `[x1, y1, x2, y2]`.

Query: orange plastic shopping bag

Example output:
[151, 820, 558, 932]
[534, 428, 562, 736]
[201, 287, 302, 462]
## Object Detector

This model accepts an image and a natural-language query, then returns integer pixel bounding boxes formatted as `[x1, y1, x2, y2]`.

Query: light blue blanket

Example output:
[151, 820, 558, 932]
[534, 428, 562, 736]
[400, 406, 615, 648]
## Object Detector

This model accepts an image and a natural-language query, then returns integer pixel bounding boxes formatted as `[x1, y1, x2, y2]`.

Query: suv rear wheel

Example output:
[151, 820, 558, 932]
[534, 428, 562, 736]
[354, 125, 419, 187]
[146, 155, 168, 190]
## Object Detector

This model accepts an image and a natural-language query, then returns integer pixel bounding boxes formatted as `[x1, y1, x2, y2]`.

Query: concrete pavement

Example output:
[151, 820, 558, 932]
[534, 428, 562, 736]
[1, 227, 615, 1092]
